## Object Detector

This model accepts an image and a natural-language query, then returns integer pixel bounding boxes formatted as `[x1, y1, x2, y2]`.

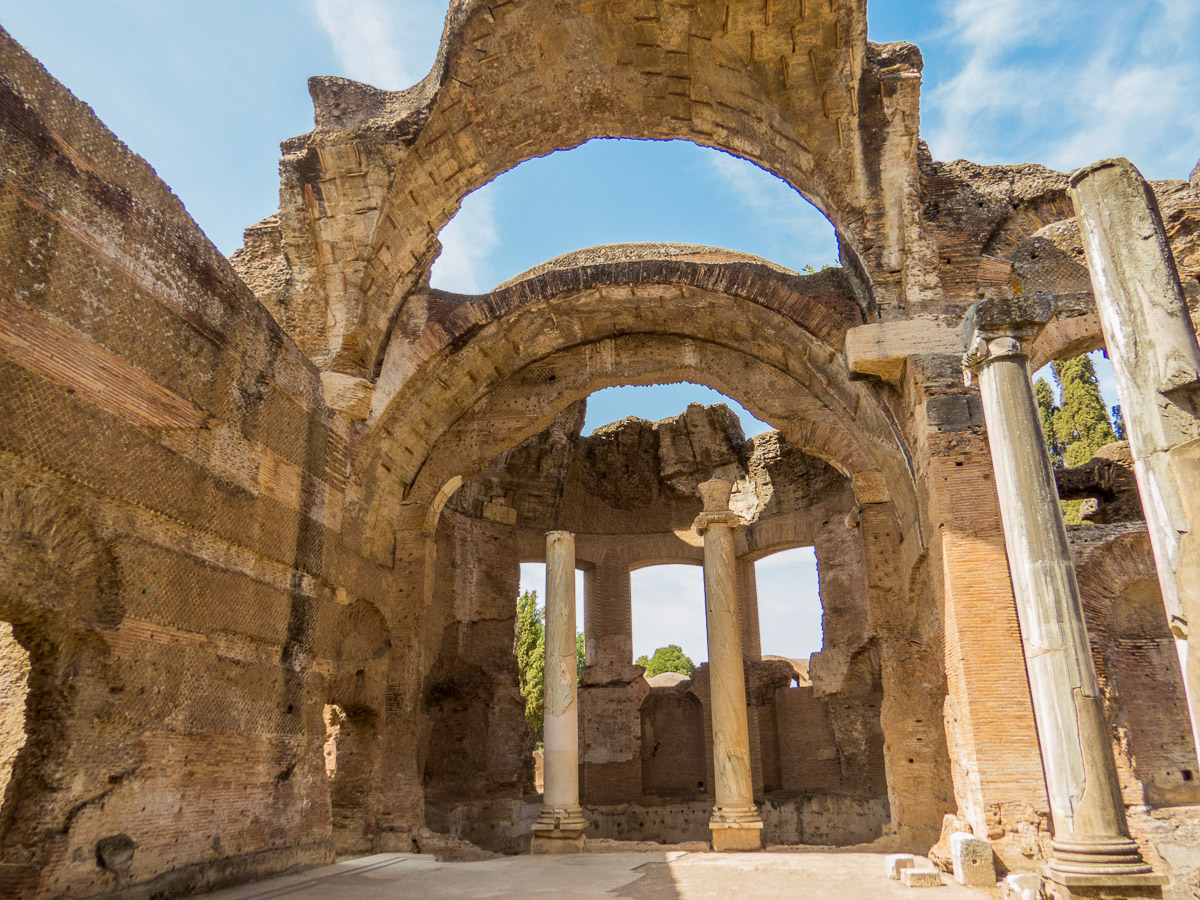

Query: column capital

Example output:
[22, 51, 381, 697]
[695, 479, 744, 535]
[961, 295, 1057, 385]
[694, 510, 744, 535]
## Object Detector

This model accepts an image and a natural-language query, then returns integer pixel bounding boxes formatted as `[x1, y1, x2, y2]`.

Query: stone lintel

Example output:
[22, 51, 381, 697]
[850, 469, 890, 504]
[844, 318, 963, 384]
[962, 291, 1095, 347]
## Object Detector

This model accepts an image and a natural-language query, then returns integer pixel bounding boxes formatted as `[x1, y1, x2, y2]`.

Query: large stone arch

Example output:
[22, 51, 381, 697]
[255, 0, 927, 372]
[345, 251, 919, 564]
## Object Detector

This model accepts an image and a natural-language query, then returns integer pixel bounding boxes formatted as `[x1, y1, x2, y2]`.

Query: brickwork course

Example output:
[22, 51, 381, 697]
[1, 1, 1200, 898]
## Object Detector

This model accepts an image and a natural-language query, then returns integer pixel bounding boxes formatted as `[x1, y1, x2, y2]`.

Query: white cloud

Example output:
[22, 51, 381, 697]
[310, 0, 444, 90]
[430, 189, 500, 293]
[704, 152, 839, 267]
[924, 0, 1200, 179]
[631, 565, 709, 664]
[755, 548, 822, 661]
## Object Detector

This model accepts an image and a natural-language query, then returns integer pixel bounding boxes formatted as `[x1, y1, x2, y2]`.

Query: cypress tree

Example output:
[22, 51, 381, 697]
[1034, 377, 1063, 468]
[515, 590, 545, 741]
[1112, 404, 1127, 441]
[1051, 354, 1117, 467]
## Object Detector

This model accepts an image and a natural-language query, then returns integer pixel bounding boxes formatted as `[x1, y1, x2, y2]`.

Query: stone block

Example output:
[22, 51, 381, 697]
[530, 832, 586, 854]
[1002, 873, 1044, 900]
[710, 825, 762, 852]
[901, 868, 945, 887]
[845, 319, 963, 385]
[886, 854, 916, 879]
[950, 832, 996, 887]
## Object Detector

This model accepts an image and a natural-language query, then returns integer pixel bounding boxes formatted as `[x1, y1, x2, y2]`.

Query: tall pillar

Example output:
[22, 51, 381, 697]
[531, 530, 587, 853]
[695, 480, 763, 852]
[1070, 157, 1200, 758]
[584, 558, 633, 669]
[963, 303, 1164, 893]
[736, 557, 762, 662]
[578, 555, 647, 803]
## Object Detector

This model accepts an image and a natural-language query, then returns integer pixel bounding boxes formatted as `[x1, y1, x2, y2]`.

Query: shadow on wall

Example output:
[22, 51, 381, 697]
[1106, 577, 1200, 807]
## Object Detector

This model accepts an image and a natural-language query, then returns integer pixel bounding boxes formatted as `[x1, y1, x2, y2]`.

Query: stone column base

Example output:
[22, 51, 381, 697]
[530, 806, 587, 855]
[1043, 863, 1167, 900]
[710, 806, 763, 852]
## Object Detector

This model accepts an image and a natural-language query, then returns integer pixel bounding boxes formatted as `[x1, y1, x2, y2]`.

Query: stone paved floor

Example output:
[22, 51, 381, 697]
[200, 851, 1003, 899]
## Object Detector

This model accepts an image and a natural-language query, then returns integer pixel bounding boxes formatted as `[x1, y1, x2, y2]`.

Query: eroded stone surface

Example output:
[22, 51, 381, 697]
[1, 4, 1199, 898]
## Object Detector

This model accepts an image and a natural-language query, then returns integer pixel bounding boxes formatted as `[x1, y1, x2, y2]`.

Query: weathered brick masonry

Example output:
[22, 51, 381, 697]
[2, 0, 1200, 896]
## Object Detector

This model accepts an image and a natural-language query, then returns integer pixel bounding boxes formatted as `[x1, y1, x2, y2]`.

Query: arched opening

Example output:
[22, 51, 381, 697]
[258, 0, 922, 384]
[631, 563, 706, 669]
[349, 251, 940, 850]
[755, 546, 822, 666]
[640, 684, 706, 798]
[1075, 530, 1200, 815]
[322, 702, 381, 855]
[429, 138, 839, 295]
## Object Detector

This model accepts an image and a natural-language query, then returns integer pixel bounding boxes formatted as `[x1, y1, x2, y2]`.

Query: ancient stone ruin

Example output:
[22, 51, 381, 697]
[1, 1, 1199, 897]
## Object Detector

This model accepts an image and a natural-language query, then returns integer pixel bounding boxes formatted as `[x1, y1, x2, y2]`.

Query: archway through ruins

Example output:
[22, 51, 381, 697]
[366, 258, 952, 849]
[263, 0, 924, 374]
[11, 0, 1200, 891]
[428, 137, 840, 296]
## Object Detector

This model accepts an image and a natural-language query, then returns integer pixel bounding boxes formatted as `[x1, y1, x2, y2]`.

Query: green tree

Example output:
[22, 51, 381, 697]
[515, 590, 544, 740]
[1034, 377, 1063, 468]
[577, 631, 586, 677]
[1051, 355, 1117, 467]
[636, 644, 696, 678]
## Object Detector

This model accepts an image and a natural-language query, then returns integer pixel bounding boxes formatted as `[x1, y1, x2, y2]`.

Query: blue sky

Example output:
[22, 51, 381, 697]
[2, 0, 1194, 665]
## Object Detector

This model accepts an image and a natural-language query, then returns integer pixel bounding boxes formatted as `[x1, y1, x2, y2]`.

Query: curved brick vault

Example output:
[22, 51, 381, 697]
[234, 0, 928, 373]
[6, 0, 1200, 893]
[341, 246, 920, 561]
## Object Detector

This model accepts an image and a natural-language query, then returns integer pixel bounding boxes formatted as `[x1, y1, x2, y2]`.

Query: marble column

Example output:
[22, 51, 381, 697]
[695, 479, 763, 852]
[531, 530, 587, 853]
[963, 305, 1163, 892]
[1071, 157, 1200, 759]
